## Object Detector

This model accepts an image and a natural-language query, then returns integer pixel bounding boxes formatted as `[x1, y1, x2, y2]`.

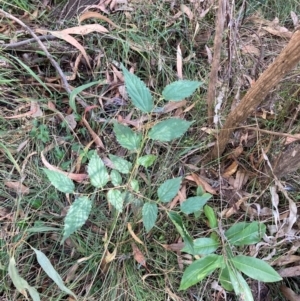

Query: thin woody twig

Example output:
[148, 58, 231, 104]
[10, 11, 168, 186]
[0, 8, 87, 109]
[206, 0, 226, 124]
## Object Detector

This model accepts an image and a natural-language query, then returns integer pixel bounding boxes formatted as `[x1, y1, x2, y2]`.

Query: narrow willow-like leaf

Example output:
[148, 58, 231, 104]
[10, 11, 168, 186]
[204, 205, 218, 229]
[158, 177, 182, 203]
[168, 211, 193, 254]
[107, 189, 123, 212]
[182, 237, 220, 255]
[137, 155, 157, 167]
[179, 255, 223, 290]
[43, 169, 75, 193]
[229, 269, 254, 301]
[180, 194, 211, 214]
[231, 255, 282, 282]
[110, 170, 122, 186]
[32, 248, 77, 300]
[162, 80, 202, 101]
[225, 222, 266, 246]
[8, 257, 41, 301]
[69, 80, 102, 113]
[219, 266, 234, 291]
[62, 196, 92, 243]
[149, 118, 193, 142]
[121, 65, 154, 113]
[109, 154, 132, 174]
[87, 152, 109, 188]
[142, 203, 158, 232]
[113, 122, 142, 151]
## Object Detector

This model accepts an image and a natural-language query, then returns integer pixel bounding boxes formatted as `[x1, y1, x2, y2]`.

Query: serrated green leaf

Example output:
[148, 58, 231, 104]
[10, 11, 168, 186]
[179, 255, 223, 290]
[8, 257, 41, 301]
[231, 255, 282, 282]
[87, 152, 109, 188]
[180, 194, 211, 214]
[43, 169, 75, 193]
[142, 203, 158, 232]
[109, 154, 132, 174]
[107, 189, 123, 212]
[137, 155, 157, 167]
[32, 248, 77, 300]
[62, 196, 92, 243]
[130, 179, 139, 192]
[182, 237, 219, 255]
[162, 80, 202, 101]
[113, 122, 142, 151]
[225, 222, 266, 246]
[121, 65, 154, 113]
[158, 177, 182, 203]
[204, 205, 217, 229]
[168, 211, 193, 254]
[110, 170, 122, 186]
[149, 118, 192, 142]
[219, 266, 234, 291]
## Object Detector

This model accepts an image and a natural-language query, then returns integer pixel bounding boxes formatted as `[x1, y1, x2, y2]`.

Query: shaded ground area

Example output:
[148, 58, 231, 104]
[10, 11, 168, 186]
[1, 0, 300, 300]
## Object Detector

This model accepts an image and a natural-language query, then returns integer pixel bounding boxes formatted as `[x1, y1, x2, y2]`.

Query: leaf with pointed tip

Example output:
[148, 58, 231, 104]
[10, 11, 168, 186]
[137, 155, 157, 168]
[162, 80, 202, 101]
[231, 255, 282, 282]
[180, 194, 211, 214]
[107, 189, 123, 212]
[121, 65, 154, 113]
[179, 255, 223, 290]
[110, 170, 122, 186]
[158, 177, 182, 203]
[32, 248, 77, 299]
[87, 152, 109, 188]
[149, 118, 192, 142]
[43, 169, 75, 193]
[142, 203, 158, 232]
[8, 257, 41, 301]
[109, 154, 132, 174]
[113, 122, 142, 151]
[62, 196, 92, 243]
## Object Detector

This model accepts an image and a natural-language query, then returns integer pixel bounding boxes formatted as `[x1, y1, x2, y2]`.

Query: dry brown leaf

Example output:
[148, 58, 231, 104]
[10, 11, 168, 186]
[241, 44, 260, 56]
[131, 243, 148, 270]
[285, 133, 300, 145]
[30, 101, 43, 117]
[273, 255, 300, 267]
[162, 242, 184, 252]
[222, 161, 238, 178]
[48, 31, 92, 69]
[64, 114, 77, 130]
[163, 100, 187, 113]
[176, 44, 183, 79]
[280, 285, 300, 301]
[291, 11, 299, 28]
[61, 24, 108, 35]
[100, 248, 117, 274]
[79, 11, 122, 29]
[127, 223, 144, 245]
[185, 173, 217, 195]
[180, 4, 193, 20]
[5, 181, 30, 195]
[221, 197, 247, 218]
[233, 170, 248, 190]
[263, 26, 293, 38]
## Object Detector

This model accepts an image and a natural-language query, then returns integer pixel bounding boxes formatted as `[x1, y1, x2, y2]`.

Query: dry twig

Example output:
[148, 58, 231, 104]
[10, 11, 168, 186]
[0, 8, 87, 109]
[210, 29, 300, 160]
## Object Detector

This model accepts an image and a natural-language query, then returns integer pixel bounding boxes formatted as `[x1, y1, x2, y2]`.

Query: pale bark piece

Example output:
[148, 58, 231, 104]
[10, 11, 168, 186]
[210, 29, 300, 159]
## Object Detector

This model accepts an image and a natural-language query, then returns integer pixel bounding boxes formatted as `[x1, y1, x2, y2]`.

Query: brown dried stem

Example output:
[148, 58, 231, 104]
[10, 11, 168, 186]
[206, 0, 226, 123]
[210, 29, 300, 160]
